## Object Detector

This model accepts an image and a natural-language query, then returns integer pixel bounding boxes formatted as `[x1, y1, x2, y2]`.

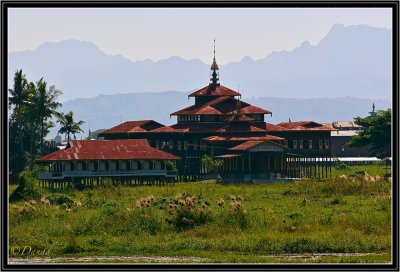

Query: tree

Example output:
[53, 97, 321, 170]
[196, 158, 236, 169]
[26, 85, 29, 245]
[58, 111, 85, 142]
[31, 78, 62, 153]
[347, 109, 391, 159]
[201, 155, 224, 174]
[8, 70, 29, 153]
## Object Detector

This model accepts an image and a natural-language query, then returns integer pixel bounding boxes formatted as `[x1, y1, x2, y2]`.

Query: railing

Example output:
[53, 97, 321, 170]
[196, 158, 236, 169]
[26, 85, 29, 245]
[39, 169, 175, 180]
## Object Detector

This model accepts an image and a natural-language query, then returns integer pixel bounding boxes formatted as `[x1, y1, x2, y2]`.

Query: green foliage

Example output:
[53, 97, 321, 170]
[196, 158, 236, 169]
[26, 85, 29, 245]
[46, 193, 74, 207]
[57, 111, 84, 142]
[9, 171, 41, 202]
[166, 160, 177, 172]
[347, 109, 391, 159]
[8, 70, 63, 174]
[201, 155, 224, 174]
[335, 161, 349, 170]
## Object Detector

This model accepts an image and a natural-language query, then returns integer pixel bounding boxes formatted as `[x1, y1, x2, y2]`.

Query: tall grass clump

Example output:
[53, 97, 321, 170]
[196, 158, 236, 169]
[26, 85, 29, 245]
[9, 170, 41, 202]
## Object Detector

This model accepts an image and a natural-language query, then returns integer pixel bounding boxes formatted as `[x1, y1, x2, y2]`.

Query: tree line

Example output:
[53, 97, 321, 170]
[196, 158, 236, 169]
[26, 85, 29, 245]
[9, 70, 84, 175]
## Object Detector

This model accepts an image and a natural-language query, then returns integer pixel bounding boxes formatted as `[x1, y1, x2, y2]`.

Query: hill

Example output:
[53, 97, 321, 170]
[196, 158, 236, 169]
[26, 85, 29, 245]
[9, 24, 392, 102]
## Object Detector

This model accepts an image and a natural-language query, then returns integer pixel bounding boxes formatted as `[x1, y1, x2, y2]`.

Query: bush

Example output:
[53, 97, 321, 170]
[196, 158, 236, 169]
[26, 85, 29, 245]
[336, 162, 349, 170]
[46, 193, 74, 207]
[9, 171, 41, 202]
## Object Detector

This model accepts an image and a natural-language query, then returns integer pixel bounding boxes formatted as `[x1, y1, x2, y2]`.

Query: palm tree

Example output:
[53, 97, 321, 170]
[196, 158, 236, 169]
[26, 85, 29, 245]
[31, 78, 62, 153]
[58, 111, 85, 142]
[8, 70, 28, 153]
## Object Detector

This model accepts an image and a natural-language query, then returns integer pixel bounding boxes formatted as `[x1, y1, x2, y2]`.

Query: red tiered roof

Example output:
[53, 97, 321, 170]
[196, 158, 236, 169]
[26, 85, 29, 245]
[277, 121, 336, 131]
[37, 140, 180, 161]
[101, 120, 164, 134]
[171, 96, 272, 116]
[229, 140, 285, 151]
[170, 97, 229, 116]
[223, 114, 254, 122]
[229, 141, 264, 150]
[189, 84, 241, 97]
[238, 105, 272, 115]
[203, 135, 284, 142]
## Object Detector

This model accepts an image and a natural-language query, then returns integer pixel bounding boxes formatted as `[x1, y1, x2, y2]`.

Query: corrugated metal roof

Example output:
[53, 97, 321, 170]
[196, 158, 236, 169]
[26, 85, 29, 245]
[37, 140, 180, 161]
[188, 84, 241, 97]
[331, 130, 359, 137]
[277, 121, 336, 131]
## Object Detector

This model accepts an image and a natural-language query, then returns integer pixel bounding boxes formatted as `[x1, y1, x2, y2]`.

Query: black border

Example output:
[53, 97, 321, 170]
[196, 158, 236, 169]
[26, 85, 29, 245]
[1, 1, 399, 271]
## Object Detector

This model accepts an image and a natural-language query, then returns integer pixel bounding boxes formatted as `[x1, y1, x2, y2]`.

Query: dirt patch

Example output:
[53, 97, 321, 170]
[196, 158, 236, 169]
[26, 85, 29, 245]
[9, 255, 207, 264]
[264, 252, 385, 260]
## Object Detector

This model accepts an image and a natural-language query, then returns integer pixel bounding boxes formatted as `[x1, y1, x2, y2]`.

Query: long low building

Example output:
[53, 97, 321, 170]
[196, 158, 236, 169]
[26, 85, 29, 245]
[37, 139, 180, 183]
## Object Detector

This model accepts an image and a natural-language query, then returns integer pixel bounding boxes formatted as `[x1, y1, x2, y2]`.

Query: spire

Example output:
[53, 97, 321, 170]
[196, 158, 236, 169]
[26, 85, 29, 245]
[235, 96, 242, 116]
[369, 102, 377, 117]
[210, 38, 220, 85]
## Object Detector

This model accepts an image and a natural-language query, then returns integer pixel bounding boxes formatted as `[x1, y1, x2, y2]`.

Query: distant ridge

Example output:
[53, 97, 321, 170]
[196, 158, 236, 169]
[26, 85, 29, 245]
[8, 24, 392, 102]
[47, 92, 391, 139]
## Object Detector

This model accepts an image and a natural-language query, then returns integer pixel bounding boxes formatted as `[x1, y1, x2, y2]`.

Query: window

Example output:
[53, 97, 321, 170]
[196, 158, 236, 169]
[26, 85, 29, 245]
[308, 140, 313, 150]
[178, 141, 182, 151]
[319, 140, 323, 149]
[184, 141, 188, 150]
[169, 140, 173, 150]
[156, 140, 160, 149]
[299, 140, 303, 149]
[293, 140, 297, 149]
[325, 140, 330, 150]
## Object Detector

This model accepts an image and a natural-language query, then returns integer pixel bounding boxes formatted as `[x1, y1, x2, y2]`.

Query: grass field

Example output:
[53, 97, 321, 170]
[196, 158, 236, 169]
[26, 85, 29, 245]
[8, 165, 392, 264]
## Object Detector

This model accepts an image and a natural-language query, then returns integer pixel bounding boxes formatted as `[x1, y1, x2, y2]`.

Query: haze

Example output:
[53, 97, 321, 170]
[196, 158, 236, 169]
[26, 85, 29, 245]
[8, 8, 391, 64]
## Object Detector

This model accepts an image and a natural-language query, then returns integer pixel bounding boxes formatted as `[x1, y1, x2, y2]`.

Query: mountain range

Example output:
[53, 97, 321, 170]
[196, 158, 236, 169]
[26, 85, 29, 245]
[8, 24, 392, 102]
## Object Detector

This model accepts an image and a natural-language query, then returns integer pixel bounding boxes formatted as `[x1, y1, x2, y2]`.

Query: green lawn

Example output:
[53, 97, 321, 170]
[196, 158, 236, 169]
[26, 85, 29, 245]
[8, 170, 392, 263]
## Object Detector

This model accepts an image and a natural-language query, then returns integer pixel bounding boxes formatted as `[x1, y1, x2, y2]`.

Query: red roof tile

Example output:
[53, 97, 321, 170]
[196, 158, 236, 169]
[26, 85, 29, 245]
[101, 120, 164, 134]
[170, 97, 230, 115]
[223, 114, 254, 122]
[189, 84, 241, 97]
[150, 126, 177, 133]
[215, 154, 243, 158]
[264, 123, 286, 132]
[229, 140, 285, 151]
[203, 135, 284, 142]
[37, 140, 180, 161]
[236, 105, 272, 115]
[216, 124, 266, 133]
[277, 121, 336, 131]
[229, 141, 264, 150]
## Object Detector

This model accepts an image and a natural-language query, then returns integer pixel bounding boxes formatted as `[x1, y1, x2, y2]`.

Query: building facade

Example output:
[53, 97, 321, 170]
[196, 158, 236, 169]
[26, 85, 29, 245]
[37, 139, 180, 187]
[99, 50, 335, 181]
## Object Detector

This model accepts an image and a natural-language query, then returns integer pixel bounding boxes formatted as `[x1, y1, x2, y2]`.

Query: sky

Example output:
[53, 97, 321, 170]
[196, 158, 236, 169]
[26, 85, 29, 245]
[8, 8, 392, 64]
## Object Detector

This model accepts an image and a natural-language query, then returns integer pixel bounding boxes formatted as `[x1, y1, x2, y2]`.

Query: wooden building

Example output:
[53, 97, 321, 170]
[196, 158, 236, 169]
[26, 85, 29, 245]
[37, 139, 180, 187]
[98, 48, 335, 182]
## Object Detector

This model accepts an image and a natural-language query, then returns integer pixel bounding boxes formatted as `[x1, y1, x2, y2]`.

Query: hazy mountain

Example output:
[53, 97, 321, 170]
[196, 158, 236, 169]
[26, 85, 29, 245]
[49, 92, 391, 139]
[8, 24, 392, 102]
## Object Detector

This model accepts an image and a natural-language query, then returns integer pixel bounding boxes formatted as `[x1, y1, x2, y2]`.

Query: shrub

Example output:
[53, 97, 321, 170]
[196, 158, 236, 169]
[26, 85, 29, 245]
[9, 171, 41, 202]
[46, 194, 74, 207]
[336, 162, 349, 170]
